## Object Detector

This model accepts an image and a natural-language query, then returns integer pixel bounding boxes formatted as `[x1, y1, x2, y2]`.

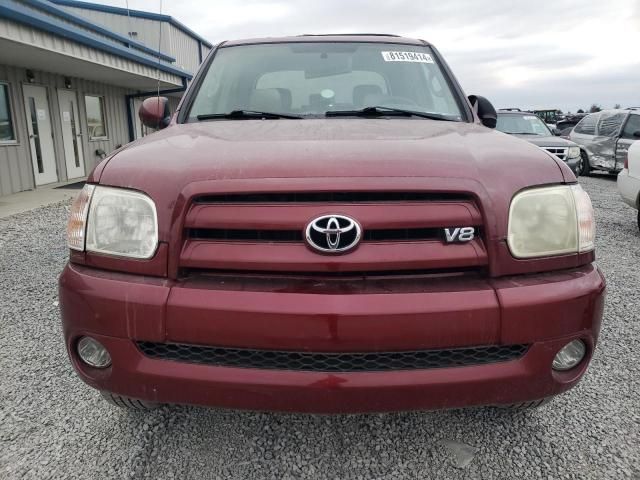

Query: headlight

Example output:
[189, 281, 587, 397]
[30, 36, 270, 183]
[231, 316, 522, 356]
[83, 186, 158, 259]
[567, 146, 581, 159]
[507, 184, 594, 258]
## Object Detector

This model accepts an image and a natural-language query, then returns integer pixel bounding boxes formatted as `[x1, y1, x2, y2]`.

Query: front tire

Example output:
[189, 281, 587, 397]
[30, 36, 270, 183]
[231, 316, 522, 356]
[497, 397, 552, 410]
[101, 392, 158, 410]
[577, 151, 591, 176]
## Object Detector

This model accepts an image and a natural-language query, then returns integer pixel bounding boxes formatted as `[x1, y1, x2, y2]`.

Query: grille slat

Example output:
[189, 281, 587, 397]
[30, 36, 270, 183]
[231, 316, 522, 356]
[189, 227, 447, 242]
[137, 342, 528, 372]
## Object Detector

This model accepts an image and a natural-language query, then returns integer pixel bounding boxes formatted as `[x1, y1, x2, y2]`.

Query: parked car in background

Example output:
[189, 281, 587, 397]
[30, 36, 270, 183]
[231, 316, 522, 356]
[617, 141, 640, 230]
[570, 109, 640, 176]
[496, 110, 582, 175]
[533, 108, 563, 129]
[556, 113, 587, 138]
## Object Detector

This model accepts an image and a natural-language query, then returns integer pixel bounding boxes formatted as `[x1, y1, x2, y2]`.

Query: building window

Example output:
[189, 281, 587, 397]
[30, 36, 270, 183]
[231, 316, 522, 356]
[84, 95, 107, 140]
[0, 83, 16, 143]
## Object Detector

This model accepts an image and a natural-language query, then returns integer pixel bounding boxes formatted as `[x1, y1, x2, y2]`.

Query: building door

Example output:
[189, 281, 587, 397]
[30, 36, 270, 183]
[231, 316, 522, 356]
[57, 89, 85, 179]
[22, 85, 57, 185]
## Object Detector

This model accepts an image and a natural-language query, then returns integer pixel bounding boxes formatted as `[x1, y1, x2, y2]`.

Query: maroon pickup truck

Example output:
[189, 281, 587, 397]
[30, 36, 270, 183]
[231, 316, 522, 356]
[59, 34, 605, 413]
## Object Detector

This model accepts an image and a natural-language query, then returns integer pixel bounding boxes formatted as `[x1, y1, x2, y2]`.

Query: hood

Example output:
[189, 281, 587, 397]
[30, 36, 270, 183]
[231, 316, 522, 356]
[511, 134, 577, 148]
[95, 119, 568, 239]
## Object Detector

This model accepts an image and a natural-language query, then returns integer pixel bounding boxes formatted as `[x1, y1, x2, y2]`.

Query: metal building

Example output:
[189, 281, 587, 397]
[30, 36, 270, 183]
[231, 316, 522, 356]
[0, 0, 211, 197]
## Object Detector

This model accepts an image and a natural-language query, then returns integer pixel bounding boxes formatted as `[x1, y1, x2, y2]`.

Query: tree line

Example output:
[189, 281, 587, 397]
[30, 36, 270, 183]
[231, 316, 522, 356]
[573, 103, 623, 114]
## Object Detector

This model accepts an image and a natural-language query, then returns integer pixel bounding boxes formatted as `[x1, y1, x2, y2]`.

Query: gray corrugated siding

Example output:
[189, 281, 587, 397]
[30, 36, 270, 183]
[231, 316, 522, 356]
[56, 6, 202, 74]
[0, 3, 200, 196]
[56, 5, 165, 49]
[168, 96, 180, 112]
[0, 64, 136, 196]
[167, 25, 200, 72]
[0, 18, 183, 88]
[0, 66, 32, 195]
[19, 1, 130, 51]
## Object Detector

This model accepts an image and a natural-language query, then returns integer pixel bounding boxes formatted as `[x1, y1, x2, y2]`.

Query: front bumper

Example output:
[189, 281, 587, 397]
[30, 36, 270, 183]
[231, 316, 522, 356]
[617, 169, 639, 209]
[565, 156, 581, 175]
[59, 263, 605, 413]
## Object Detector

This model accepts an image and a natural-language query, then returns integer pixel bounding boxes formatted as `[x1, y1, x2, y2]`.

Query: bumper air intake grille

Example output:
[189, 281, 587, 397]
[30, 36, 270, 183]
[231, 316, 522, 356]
[136, 342, 528, 372]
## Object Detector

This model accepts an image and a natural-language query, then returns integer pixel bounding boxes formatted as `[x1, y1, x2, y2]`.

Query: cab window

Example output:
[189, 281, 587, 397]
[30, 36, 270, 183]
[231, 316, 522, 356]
[573, 114, 598, 135]
[597, 112, 626, 137]
[496, 114, 550, 135]
[621, 114, 640, 139]
[188, 42, 464, 120]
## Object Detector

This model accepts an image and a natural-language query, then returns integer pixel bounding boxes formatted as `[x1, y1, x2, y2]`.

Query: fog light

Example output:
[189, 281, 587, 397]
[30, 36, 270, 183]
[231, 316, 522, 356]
[77, 336, 111, 368]
[552, 340, 586, 371]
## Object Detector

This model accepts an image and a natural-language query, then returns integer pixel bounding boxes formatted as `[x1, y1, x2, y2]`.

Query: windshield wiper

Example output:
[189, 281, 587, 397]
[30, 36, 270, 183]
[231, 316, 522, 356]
[197, 110, 303, 120]
[326, 106, 457, 121]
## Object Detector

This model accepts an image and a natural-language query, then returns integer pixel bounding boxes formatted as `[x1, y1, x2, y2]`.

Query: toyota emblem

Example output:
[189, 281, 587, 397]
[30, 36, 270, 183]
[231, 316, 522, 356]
[305, 215, 362, 253]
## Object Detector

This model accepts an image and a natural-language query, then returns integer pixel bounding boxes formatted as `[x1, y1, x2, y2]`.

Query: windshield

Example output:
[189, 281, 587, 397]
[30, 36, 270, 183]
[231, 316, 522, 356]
[496, 114, 552, 135]
[187, 42, 464, 120]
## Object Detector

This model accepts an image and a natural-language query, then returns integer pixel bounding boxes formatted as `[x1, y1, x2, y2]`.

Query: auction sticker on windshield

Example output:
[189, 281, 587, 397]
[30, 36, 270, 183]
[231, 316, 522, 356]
[381, 51, 434, 63]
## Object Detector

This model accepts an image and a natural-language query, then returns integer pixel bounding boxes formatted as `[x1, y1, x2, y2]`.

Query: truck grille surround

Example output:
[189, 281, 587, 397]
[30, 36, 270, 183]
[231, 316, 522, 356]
[164, 191, 505, 372]
[136, 342, 529, 372]
[178, 191, 487, 276]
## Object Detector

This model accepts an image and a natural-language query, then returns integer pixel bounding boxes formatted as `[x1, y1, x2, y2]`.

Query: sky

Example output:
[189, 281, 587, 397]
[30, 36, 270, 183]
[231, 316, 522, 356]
[102, 0, 639, 113]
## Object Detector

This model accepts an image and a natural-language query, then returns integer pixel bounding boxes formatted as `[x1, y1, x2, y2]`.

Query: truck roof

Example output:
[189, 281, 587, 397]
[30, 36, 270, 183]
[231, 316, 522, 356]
[498, 110, 538, 115]
[222, 34, 429, 47]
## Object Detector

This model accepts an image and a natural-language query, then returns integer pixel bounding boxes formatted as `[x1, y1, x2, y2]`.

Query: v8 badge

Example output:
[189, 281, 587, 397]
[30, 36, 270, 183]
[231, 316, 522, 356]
[444, 227, 475, 243]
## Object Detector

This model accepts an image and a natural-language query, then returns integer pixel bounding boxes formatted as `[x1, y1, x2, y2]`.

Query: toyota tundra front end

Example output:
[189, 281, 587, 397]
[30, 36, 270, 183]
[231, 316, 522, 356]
[59, 35, 605, 413]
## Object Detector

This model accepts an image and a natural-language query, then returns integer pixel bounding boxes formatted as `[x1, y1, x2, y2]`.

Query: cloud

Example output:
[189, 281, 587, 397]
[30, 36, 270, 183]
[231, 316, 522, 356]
[100, 0, 639, 111]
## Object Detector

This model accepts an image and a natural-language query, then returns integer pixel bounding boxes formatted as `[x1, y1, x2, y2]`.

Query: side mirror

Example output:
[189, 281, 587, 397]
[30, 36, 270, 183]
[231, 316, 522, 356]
[552, 128, 562, 136]
[139, 96, 171, 130]
[468, 95, 497, 128]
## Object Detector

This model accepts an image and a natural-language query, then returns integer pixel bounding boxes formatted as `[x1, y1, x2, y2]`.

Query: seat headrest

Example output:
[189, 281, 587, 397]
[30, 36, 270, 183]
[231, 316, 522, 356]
[249, 89, 285, 112]
[275, 88, 292, 110]
[353, 85, 383, 107]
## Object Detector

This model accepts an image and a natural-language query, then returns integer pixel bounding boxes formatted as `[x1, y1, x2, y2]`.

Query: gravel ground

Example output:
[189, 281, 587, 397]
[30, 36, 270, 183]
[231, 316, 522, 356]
[1, 175, 639, 480]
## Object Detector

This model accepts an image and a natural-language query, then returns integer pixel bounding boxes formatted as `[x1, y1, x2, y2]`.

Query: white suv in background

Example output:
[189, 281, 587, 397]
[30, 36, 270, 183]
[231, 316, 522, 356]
[618, 141, 640, 231]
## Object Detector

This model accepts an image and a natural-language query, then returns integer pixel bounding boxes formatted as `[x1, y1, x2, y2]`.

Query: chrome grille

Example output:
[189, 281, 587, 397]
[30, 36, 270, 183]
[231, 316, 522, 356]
[542, 146, 568, 160]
